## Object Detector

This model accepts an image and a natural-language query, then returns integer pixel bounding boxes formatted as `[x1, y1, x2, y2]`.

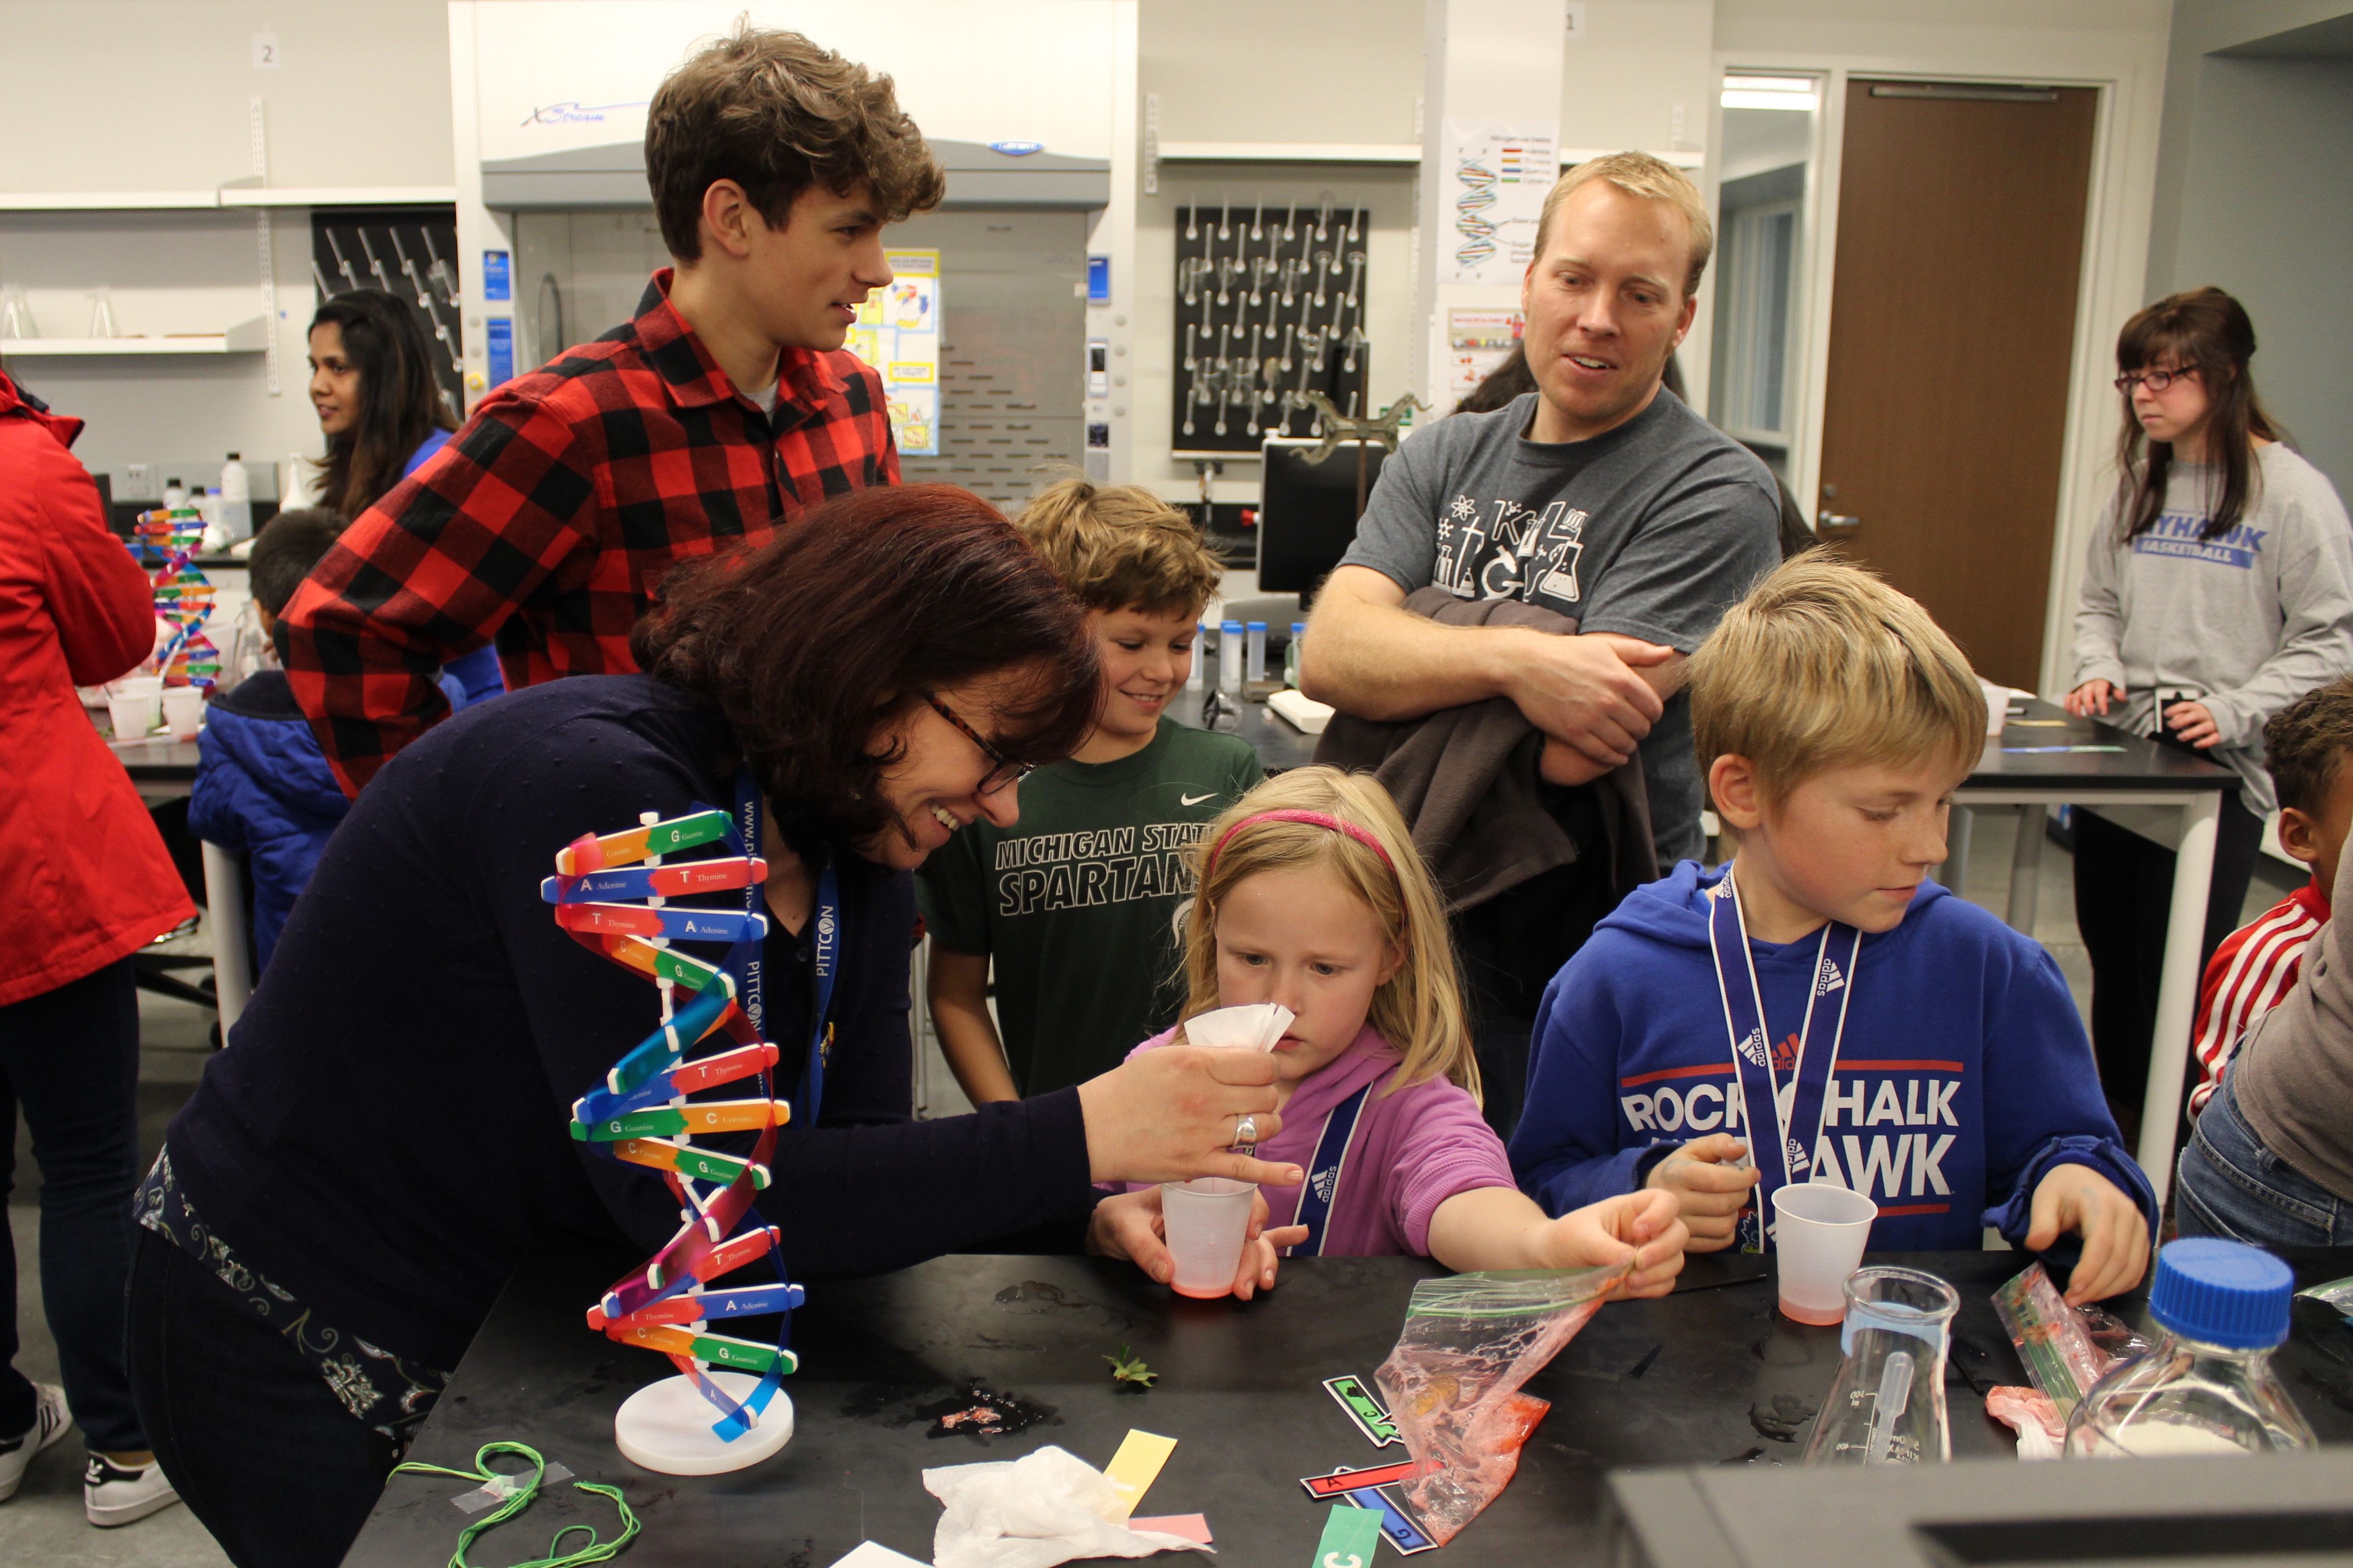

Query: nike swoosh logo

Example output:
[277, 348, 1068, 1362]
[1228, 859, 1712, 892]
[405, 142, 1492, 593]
[1180, 791, 1216, 806]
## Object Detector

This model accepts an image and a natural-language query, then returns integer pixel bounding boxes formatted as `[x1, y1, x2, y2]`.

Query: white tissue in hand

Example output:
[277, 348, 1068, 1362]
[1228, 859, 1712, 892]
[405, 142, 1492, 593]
[923, 1446, 1211, 1568]
[1180, 1002, 1293, 1052]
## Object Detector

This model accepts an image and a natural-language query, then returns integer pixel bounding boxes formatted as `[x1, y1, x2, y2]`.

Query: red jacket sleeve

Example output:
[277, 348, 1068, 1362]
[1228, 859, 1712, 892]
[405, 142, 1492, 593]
[31, 435, 155, 685]
[279, 391, 598, 796]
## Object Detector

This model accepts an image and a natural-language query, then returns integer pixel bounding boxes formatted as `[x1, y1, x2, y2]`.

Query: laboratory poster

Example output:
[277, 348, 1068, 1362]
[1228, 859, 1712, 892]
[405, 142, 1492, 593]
[1446, 308, 1525, 399]
[1440, 120, 1560, 285]
[848, 250, 941, 456]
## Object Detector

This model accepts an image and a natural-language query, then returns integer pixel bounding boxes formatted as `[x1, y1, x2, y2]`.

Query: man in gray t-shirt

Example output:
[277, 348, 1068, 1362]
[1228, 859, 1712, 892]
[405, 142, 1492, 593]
[1304, 153, 1779, 868]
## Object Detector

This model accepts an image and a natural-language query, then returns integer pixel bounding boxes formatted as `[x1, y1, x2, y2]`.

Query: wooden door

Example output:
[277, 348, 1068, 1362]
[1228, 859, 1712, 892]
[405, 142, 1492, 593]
[1815, 81, 2099, 687]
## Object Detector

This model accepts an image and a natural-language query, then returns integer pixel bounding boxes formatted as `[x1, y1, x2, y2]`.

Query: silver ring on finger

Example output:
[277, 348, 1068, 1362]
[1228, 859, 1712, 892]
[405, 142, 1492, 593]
[1233, 1113, 1259, 1147]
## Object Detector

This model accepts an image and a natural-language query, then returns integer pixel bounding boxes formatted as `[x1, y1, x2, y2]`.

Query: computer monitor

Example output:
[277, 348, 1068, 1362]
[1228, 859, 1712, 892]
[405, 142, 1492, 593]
[1256, 436, 1389, 604]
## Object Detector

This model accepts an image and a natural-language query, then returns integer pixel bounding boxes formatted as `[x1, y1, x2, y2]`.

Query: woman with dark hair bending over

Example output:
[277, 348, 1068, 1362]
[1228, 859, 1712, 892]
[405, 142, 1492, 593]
[2065, 286, 2353, 1141]
[303, 290, 499, 706]
[123, 487, 1303, 1568]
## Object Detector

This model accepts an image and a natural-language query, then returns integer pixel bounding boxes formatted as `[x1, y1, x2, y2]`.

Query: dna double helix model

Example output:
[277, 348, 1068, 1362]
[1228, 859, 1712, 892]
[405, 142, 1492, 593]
[543, 806, 804, 1452]
[1454, 158, 1499, 270]
[130, 508, 219, 689]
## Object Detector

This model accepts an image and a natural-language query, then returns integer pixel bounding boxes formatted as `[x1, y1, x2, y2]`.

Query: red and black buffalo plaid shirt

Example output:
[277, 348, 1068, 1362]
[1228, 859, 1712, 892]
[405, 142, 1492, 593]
[280, 268, 899, 795]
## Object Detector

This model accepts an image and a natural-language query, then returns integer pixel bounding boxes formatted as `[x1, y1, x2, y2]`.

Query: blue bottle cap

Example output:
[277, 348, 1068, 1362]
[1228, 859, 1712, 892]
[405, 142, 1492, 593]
[2149, 1238, 2294, 1349]
[1221, 619, 1243, 633]
[1247, 620, 1267, 631]
[1292, 622, 1307, 635]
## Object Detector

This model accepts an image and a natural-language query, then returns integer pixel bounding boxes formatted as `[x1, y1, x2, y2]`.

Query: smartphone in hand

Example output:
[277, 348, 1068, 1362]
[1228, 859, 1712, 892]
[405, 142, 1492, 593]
[2151, 687, 2204, 756]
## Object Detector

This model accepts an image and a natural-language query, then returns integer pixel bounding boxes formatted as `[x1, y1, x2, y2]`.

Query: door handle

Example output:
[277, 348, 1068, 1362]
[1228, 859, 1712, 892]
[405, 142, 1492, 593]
[1817, 510, 1861, 535]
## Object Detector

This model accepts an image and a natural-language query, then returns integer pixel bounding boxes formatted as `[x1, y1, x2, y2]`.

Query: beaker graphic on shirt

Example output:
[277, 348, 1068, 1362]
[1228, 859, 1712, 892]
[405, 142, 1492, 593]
[1803, 1266, 1959, 1465]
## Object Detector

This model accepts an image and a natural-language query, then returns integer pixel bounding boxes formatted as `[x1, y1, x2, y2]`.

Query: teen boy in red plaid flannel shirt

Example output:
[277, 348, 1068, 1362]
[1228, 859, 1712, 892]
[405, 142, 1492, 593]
[280, 24, 946, 795]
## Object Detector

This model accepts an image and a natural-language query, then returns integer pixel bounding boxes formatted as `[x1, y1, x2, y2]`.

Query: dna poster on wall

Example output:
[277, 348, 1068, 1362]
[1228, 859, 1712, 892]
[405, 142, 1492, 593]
[1439, 120, 1560, 285]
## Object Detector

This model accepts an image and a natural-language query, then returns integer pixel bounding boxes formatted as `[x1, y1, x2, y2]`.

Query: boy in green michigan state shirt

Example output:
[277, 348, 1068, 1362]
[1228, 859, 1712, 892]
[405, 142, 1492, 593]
[919, 481, 1263, 1099]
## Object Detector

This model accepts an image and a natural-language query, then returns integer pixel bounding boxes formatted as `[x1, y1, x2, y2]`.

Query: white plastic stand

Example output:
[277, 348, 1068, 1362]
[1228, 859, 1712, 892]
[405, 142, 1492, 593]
[613, 1373, 793, 1475]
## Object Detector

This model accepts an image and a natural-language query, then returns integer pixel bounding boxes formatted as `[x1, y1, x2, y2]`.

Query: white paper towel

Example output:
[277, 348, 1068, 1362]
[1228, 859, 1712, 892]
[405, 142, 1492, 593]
[923, 1446, 1210, 1568]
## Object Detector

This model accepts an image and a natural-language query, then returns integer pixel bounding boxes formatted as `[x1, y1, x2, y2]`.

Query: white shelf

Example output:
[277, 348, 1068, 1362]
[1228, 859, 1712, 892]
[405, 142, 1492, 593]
[1157, 141, 1423, 165]
[0, 190, 221, 211]
[1, 317, 269, 355]
[217, 185, 458, 208]
[0, 186, 457, 212]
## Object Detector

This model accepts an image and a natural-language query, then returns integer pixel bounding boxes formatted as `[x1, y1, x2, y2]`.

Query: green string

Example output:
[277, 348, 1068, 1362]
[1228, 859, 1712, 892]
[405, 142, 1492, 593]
[392, 1441, 641, 1568]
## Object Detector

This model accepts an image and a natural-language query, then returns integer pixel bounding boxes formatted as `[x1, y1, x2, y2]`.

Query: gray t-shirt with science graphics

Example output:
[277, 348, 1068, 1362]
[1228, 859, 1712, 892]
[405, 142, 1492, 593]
[1337, 389, 1781, 863]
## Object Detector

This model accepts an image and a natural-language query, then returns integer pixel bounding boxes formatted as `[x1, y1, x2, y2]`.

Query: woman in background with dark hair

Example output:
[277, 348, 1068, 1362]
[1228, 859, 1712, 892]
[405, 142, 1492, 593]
[2066, 286, 2353, 1140]
[123, 486, 1303, 1568]
[304, 291, 499, 707]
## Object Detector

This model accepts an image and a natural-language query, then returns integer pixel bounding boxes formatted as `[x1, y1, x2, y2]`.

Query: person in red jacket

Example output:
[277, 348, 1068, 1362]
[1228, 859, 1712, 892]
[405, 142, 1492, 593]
[0, 368, 194, 1528]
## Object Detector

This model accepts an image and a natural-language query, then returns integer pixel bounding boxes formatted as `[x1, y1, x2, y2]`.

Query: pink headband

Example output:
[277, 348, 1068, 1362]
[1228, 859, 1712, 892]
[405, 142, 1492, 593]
[1206, 809, 1395, 878]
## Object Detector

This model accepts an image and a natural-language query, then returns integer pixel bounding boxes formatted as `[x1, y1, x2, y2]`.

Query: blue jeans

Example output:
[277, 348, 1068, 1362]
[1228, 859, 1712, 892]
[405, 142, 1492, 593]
[2176, 1076, 2353, 1247]
[0, 956, 147, 1451]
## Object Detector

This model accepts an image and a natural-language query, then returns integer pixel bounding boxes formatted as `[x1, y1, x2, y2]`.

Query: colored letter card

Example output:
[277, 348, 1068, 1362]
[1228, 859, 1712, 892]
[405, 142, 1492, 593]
[1323, 1375, 1403, 1447]
[1314, 1502, 1387, 1568]
[1103, 1429, 1178, 1519]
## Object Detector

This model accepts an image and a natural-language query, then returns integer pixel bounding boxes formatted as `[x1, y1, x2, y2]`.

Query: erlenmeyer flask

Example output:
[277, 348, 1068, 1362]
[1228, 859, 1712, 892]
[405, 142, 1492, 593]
[88, 286, 118, 338]
[0, 284, 36, 340]
[1802, 1266, 1957, 1465]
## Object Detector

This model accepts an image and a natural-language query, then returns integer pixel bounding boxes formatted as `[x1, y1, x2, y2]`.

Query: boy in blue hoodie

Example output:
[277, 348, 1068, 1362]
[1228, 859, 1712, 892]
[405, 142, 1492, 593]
[1510, 555, 2156, 1304]
[187, 509, 356, 971]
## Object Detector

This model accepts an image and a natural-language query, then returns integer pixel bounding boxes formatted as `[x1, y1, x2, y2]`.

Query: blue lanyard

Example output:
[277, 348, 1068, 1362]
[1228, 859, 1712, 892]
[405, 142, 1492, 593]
[1288, 1084, 1372, 1257]
[730, 770, 840, 1129]
[1707, 867, 1861, 1253]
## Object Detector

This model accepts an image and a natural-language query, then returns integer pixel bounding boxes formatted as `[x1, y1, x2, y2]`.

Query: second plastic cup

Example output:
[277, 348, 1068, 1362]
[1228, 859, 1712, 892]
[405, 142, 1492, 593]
[1773, 1182, 1880, 1324]
[1161, 1177, 1256, 1299]
[106, 692, 154, 742]
[162, 686, 206, 740]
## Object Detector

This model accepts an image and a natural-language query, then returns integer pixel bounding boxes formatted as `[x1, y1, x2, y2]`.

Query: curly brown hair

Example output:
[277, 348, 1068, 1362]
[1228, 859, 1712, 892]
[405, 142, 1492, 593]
[2263, 677, 2353, 818]
[1015, 477, 1223, 617]
[645, 21, 946, 261]
[631, 486, 1099, 854]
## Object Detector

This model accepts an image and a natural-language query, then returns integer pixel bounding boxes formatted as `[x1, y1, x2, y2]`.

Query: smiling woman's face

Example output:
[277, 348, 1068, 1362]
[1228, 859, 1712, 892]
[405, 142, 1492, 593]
[854, 662, 1059, 869]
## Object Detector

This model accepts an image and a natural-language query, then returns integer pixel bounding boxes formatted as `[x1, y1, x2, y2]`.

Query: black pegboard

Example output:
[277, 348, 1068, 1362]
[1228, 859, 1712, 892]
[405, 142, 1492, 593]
[1172, 202, 1368, 457]
[309, 208, 463, 415]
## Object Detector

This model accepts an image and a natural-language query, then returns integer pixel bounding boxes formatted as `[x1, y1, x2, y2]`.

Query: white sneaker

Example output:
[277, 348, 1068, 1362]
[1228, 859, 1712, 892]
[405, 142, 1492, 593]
[0, 1383, 72, 1502]
[84, 1452, 180, 1527]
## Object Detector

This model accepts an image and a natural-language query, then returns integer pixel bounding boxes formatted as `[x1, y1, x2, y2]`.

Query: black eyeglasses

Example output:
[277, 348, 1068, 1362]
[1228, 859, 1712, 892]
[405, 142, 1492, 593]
[2115, 367, 2194, 395]
[922, 692, 1032, 797]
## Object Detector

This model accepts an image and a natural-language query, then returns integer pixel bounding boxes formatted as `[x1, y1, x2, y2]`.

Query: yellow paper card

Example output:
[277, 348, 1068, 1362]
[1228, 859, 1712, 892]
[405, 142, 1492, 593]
[1102, 1429, 1178, 1519]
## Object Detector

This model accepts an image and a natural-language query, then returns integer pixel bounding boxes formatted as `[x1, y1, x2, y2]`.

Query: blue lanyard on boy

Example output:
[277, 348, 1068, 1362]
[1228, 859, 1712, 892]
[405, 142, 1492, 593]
[731, 769, 840, 1129]
[1707, 866, 1861, 1253]
[1287, 1084, 1372, 1257]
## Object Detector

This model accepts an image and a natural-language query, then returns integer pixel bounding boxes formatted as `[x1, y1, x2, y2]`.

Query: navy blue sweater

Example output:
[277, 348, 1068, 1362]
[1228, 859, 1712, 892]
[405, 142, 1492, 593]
[1509, 861, 2158, 1252]
[165, 673, 1095, 1370]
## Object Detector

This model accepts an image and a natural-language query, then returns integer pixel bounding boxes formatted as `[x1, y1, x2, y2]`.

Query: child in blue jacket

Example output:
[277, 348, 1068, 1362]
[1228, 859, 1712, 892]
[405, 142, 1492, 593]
[1509, 556, 2157, 1304]
[188, 510, 371, 970]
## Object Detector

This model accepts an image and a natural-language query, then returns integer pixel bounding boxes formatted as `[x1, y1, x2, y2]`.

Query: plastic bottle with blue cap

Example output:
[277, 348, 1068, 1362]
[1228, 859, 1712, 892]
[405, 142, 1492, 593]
[2064, 1238, 2317, 1457]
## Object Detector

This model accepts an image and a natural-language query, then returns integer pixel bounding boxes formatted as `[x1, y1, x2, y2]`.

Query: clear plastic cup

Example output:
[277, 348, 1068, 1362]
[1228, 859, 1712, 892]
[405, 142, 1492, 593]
[162, 686, 206, 740]
[106, 692, 154, 742]
[1160, 1177, 1256, 1299]
[1772, 1182, 1879, 1324]
[118, 675, 165, 729]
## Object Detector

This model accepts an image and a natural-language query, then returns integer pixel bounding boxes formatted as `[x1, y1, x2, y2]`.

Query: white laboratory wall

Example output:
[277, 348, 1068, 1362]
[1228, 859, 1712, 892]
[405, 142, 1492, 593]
[2161, 54, 2353, 496]
[1131, 0, 1421, 507]
[2147, 0, 2353, 498]
[0, 0, 452, 489]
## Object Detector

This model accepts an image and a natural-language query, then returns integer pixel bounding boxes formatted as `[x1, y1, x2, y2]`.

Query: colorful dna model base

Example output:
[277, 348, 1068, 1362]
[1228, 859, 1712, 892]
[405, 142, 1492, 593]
[545, 806, 805, 1474]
